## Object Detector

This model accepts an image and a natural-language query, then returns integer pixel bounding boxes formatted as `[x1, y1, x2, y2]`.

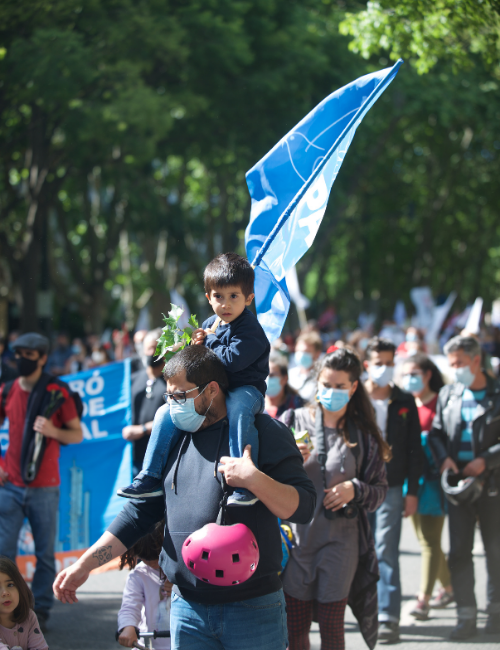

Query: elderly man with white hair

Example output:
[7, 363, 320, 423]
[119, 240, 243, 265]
[429, 335, 500, 640]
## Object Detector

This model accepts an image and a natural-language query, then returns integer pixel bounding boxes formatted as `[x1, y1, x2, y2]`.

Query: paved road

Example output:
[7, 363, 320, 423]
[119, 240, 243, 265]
[44, 518, 499, 650]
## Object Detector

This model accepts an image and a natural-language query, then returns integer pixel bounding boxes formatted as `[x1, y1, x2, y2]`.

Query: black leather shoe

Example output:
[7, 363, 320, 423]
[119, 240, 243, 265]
[378, 622, 400, 644]
[484, 616, 500, 634]
[450, 619, 477, 640]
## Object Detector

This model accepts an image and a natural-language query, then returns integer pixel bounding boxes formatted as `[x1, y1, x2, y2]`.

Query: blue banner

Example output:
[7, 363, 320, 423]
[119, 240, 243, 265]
[245, 60, 403, 341]
[1, 360, 132, 556]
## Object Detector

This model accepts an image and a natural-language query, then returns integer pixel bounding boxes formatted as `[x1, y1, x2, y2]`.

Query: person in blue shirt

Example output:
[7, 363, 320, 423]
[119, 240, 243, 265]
[429, 335, 500, 640]
[119, 253, 270, 506]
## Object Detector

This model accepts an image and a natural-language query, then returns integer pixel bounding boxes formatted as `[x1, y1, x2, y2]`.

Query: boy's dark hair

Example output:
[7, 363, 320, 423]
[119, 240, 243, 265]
[204, 253, 254, 297]
[0, 555, 34, 623]
[120, 521, 165, 570]
[163, 345, 229, 393]
[365, 337, 396, 360]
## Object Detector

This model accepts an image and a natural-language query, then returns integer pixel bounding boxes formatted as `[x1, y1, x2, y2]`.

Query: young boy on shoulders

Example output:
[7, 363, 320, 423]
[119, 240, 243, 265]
[118, 253, 270, 506]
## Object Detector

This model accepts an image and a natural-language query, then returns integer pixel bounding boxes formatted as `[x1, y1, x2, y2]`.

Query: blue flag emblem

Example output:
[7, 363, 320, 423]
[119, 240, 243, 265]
[245, 60, 403, 341]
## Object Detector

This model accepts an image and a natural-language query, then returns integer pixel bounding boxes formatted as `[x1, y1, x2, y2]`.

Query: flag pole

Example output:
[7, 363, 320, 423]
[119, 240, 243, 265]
[251, 59, 403, 269]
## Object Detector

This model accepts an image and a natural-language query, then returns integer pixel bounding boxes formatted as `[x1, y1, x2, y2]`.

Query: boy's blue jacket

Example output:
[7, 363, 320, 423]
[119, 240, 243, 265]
[202, 308, 270, 396]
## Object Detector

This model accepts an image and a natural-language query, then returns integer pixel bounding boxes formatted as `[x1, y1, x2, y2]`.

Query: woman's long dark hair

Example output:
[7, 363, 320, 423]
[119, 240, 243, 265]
[0, 556, 33, 624]
[405, 353, 444, 394]
[313, 348, 392, 463]
[120, 520, 165, 570]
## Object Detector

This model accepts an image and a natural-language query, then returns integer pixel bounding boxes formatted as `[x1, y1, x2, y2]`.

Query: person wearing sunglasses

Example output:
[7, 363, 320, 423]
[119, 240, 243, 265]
[401, 354, 454, 622]
[122, 329, 166, 477]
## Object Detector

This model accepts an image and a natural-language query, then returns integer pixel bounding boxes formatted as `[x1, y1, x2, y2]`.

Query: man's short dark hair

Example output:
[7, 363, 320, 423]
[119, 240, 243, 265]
[365, 337, 396, 360]
[163, 345, 229, 393]
[204, 253, 254, 297]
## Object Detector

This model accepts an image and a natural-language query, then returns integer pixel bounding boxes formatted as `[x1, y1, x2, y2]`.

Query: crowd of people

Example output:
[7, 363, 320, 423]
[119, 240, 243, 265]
[1, 254, 499, 650]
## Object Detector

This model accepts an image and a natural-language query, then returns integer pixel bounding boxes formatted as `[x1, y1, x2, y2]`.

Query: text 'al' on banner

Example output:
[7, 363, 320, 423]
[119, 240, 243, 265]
[245, 59, 403, 341]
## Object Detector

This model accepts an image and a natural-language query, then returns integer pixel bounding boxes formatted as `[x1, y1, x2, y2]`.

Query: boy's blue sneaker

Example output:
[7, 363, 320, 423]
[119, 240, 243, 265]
[117, 475, 163, 499]
[227, 490, 260, 507]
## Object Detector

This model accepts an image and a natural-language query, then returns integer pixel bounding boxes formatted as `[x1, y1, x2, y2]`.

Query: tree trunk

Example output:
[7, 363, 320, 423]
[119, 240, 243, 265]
[87, 285, 106, 334]
[19, 203, 46, 332]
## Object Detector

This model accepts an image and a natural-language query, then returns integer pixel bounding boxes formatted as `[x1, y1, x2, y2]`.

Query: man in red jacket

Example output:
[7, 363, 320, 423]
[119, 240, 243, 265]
[0, 332, 83, 629]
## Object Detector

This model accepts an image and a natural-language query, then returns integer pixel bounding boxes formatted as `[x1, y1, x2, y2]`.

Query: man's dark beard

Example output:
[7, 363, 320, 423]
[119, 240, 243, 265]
[198, 390, 223, 429]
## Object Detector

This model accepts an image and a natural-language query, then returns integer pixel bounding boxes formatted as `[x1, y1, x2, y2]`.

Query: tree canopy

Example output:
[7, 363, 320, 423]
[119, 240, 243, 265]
[0, 0, 499, 336]
[340, 0, 500, 75]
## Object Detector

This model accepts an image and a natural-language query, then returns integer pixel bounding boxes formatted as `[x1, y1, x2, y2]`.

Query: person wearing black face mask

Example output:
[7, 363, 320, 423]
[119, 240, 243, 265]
[123, 329, 166, 476]
[0, 332, 83, 630]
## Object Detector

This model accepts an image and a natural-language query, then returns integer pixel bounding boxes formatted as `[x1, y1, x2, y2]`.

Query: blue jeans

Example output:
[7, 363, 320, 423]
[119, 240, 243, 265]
[141, 404, 178, 479]
[0, 482, 59, 614]
[170, 590, 288, 649]
[368, 485, 404, 623]
[141, 387, 264, 480]
[226, 386, 264, 467]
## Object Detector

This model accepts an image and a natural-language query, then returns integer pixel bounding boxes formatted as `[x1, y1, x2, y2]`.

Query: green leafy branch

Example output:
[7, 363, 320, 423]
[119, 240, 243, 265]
[155, 304, 199, 364]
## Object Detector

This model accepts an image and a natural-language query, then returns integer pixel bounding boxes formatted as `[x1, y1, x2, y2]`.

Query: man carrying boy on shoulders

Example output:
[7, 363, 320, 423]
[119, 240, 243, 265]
[54, 346, 316, 650]
[119, 253, 270, 507]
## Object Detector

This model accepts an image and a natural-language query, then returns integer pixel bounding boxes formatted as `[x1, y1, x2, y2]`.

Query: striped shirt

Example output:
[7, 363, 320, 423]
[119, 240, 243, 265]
[459, 388, 486, 462]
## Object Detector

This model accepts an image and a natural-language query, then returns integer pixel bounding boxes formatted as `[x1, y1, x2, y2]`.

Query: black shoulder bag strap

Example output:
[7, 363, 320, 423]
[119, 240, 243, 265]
[314, 405, 328, 492]
[215, 418, 233, 526]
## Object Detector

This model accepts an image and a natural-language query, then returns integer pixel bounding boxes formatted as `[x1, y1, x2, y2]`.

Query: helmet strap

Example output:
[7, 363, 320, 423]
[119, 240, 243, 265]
[216, 473, 233, 526]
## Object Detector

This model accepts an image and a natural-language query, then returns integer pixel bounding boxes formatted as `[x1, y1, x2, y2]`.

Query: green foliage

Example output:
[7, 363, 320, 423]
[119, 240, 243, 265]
[339, 1, 500, 75]
[155, 304, 199, 362]
[0, 0, 500, 335]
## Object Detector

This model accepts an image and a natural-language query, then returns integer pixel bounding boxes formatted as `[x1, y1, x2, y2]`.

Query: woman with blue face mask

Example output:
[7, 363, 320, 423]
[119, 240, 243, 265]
[264, 353, 304, 420]
[288, 333, 323, 403]
[401, 354, 454, 620]
[280, 348, 391, 650]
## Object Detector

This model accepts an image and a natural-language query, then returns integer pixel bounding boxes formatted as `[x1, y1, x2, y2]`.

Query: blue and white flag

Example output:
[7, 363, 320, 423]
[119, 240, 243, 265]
[245, 60, 403, 341]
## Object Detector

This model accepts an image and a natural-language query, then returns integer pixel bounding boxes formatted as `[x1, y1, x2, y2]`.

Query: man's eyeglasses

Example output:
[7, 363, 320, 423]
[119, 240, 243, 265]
[163, 384, 207, 405]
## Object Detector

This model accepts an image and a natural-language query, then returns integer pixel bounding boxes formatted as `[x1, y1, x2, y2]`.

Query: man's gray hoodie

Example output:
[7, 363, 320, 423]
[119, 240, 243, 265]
[109, 413, 316, 604]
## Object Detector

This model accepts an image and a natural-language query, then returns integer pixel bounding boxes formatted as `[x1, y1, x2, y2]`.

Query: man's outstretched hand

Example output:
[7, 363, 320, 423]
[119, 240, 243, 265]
[53, 562, 90, 604]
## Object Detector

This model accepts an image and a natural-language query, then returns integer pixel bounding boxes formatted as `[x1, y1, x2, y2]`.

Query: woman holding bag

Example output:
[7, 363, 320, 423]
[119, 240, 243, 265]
[281, 347, 391, 650]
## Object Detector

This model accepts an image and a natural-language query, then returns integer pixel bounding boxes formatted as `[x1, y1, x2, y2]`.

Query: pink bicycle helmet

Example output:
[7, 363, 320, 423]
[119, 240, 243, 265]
[182, 522, 259, 586]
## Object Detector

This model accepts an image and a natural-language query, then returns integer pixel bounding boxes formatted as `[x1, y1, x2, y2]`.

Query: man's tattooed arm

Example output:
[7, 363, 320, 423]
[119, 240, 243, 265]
[92, 545, 113, 566]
